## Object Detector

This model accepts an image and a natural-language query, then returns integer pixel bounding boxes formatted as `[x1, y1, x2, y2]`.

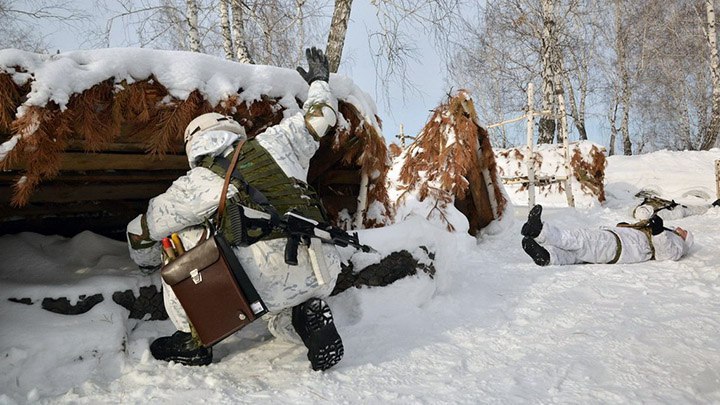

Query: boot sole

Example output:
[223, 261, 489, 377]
[521, 205, 543, 238]
[298, 299, 344, 371]
[522, 236, 550, 266]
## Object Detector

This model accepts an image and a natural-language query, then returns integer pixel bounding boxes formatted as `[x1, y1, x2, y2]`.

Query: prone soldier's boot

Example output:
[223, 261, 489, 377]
[292, 298, 344, 371]
[521, 204, 544, 238]
[522, 236, 550, 266]
[150, 330, 212, 366]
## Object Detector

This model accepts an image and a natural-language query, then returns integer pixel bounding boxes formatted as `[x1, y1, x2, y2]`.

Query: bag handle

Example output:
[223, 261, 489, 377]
[216, 139, 247, 226]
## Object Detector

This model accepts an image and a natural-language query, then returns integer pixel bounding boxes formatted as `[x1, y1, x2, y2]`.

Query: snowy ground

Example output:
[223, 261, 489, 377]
[2, 149, 720, 404]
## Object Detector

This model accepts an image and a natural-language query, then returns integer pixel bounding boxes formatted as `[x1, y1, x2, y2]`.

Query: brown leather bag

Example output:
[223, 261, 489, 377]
[160, 140, 268, 346]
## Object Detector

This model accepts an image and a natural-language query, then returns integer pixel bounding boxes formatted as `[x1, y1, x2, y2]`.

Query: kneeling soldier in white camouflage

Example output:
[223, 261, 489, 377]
[126, 48, 345, 370]
[520, 205, 693, 266]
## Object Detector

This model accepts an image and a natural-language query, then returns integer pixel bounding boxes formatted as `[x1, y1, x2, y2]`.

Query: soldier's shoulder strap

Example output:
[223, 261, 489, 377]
[616, 220, 656, 260]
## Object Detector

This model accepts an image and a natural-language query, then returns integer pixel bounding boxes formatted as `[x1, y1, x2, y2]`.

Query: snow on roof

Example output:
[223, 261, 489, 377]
[0, 48, 388, 210]
[0, 48, 380, 125]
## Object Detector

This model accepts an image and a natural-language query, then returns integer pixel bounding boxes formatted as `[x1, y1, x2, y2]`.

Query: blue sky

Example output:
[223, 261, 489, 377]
[340, 2, 449, 144]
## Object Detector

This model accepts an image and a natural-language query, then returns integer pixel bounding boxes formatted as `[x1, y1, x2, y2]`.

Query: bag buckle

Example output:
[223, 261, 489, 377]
[190, 269, 202, 284]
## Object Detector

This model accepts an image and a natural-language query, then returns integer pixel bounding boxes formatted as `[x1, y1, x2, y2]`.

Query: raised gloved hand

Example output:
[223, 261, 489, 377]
[648, 214, 664, 235]
[296, 47, 329, 85]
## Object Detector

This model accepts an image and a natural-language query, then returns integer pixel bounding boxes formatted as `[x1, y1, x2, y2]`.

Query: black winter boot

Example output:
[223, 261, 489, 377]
[292, 298, 344, 371]
[521, 204, 544, 238]
[150, 331, 212, 366]
[522, 236, 550, 266]
[712, 198, 720, 207]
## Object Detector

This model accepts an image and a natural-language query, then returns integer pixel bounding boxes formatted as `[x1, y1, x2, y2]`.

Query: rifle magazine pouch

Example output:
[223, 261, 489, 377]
[160, 234, 268, 346]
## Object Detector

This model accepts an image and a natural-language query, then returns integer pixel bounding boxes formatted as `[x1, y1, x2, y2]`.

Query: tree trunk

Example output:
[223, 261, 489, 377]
[702, 0, 720, 150]
[563, 70, 587, 141]
[220, 0, 234, 60]
[326, 0, 353, 73]
[538, 0, 557, 144]
[614, 0, 632, 155]
[577, 59, 588, 141]
[609, 101, 618, 156]
[186, 0, 201, 52]
[231, 0, 254, 63]
[620, 88, 632, 155]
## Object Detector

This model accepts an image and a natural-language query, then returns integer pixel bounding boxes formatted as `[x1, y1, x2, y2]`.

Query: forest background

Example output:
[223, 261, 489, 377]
[4, 0, 720, 154]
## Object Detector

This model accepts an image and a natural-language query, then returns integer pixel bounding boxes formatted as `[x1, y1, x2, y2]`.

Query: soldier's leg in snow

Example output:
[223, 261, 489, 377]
[537, 222, 618, 264]
[266, 308, 303, 344]
[677, 204, 710, 217]
[234, 239, 342, 311]
[545, 246, 581, 265]
[266, 299, 344, 371]
[162, 278, 192, 333]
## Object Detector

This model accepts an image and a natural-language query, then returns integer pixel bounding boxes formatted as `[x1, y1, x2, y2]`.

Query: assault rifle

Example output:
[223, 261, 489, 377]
[281, 211, 374, 265]
[231, 205, 374, 265]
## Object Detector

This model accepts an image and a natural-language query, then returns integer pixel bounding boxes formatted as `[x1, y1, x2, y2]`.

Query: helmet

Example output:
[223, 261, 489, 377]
[183, 113, 245, 144]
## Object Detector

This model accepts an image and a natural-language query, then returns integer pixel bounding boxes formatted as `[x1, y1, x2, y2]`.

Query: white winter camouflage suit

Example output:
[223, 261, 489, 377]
[536, 222, 692, 265]
[126, 80, 341, 344]
[633, 202, 710, 221]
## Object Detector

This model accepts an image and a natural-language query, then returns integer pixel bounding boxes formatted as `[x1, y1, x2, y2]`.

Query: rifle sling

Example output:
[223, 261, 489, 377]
[613, 224, 657, 261]
[215, 140, 246, 226]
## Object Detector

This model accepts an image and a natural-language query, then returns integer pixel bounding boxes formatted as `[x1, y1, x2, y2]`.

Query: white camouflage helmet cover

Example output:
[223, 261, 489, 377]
[183, 112, 246, 143]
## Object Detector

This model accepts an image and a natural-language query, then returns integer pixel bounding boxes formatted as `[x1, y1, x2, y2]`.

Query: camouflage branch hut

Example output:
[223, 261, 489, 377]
[0, 49, 391, 238]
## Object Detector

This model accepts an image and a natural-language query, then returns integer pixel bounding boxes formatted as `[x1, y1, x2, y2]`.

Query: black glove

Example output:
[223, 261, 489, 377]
[712, 198, 720, 207]
[296, 47, 329, 84]
[669, 199, 678, 209]
[648, 215, 664, 235]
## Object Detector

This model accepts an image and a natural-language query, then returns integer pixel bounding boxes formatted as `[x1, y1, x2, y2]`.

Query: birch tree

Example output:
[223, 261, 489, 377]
[326, 0, 352, 73]
[450, 0, 594, 146]
[612, 0, 632, 155]
[630, 0, 715, 151]
[231, 0, 253, 63]
[219, 0, 233, 59]
[537, 0, 559, 144]
[701, 0, 720, 150]
[186, 0, 201, 52]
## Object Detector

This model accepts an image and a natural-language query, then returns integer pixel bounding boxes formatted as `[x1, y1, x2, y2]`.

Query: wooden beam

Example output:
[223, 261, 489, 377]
[0, 199, 147, 218]
[0, 182, 170, 203]
[6, 152, 188, 171]
[0, 171, 184, 183]
[65, 140, 152, 153]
